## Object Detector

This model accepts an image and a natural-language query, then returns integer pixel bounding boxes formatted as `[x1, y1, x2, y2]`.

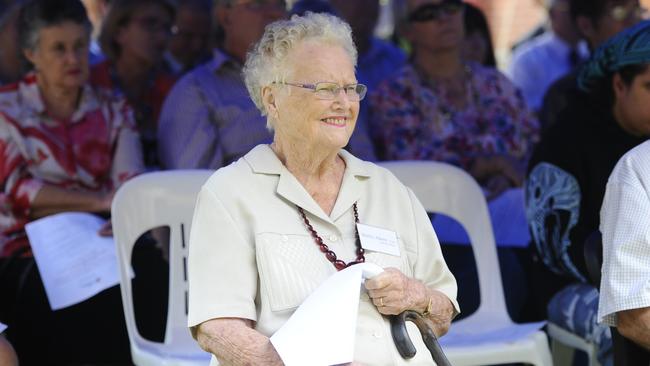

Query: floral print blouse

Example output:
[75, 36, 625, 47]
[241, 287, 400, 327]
[368, 62, 539, 170]
[0, 74, 144, 257]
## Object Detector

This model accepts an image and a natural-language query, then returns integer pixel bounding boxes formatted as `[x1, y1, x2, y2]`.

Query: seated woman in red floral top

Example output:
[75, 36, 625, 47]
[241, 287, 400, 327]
[369, 0, 539, 199]
[0, 0, 144, 363]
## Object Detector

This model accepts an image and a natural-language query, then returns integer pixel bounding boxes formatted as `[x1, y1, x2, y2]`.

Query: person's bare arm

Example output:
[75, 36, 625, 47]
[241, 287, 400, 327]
[617, 307, 650, 350]
[195, 318, 284, 365]
[29, 184, 112, 218]
[365, 268, 455, 337]
[0, 334, 18, 366]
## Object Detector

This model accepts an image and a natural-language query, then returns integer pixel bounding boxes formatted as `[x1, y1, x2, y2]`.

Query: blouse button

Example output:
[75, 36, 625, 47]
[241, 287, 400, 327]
[281, 235, 289, 242]
[372, 331, 382, 338]
[329, 235, 338, 242]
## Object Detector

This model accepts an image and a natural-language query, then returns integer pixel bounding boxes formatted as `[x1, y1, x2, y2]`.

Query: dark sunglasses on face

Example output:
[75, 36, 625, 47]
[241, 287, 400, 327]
[407, 0, 464, 23]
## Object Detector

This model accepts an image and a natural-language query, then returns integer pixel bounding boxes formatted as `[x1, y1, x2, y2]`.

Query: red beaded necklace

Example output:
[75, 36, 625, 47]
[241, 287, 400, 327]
[297, 202, 365, 271]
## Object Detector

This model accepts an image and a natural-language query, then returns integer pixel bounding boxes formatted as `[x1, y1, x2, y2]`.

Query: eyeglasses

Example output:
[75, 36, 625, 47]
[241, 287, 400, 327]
[277, 81, 368, 101]
[230, 0, 286, 11]
[609, 2, 648, 22]
[407, 0, 464, 23]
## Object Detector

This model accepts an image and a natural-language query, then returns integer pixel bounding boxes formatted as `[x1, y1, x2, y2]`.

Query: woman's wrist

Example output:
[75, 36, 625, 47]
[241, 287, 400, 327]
[409, 280, 432, 314]
[90, 191, 112, 213]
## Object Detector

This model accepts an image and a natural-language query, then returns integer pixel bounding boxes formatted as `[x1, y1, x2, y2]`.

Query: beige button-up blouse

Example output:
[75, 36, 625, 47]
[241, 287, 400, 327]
[188, 144, 459, 365]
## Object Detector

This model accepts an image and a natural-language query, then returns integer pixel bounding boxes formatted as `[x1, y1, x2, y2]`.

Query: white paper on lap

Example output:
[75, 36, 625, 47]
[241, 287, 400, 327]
[25, 212, 122, 310]
[271, 263, 384, 366]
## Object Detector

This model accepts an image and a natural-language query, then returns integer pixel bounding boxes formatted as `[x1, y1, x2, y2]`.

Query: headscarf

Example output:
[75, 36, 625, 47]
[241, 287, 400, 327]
[578, 20, 650, 92]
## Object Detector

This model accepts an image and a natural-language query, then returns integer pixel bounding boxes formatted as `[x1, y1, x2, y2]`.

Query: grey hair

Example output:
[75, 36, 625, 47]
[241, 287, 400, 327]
[243, 11, 358, 125]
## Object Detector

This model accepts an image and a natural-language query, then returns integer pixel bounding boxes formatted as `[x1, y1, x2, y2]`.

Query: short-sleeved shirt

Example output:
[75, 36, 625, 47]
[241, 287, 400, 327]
[188, 144, 459, 365]
[599, 140, 650, 326]
[0, 74, 143, 257]
[368, 62, 539, 170]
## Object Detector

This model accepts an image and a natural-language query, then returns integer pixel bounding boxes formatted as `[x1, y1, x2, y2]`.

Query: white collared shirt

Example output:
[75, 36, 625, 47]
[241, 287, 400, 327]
[599, 141, 650, 326]
[188, 144, 459, 365]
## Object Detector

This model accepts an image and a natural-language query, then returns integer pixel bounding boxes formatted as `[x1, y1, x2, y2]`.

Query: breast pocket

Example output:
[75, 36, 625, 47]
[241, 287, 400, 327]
[256, 233, 334, 312]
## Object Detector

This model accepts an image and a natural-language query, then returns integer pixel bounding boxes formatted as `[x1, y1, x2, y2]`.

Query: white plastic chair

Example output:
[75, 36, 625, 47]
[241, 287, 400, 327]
[378, 161, 552, 366]
[112, 170, 213, 366]
[548, 322, 601, 366]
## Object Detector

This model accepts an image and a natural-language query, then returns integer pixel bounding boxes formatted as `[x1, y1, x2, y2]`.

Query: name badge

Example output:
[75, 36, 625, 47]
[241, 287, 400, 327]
[356, 223, 400, 257]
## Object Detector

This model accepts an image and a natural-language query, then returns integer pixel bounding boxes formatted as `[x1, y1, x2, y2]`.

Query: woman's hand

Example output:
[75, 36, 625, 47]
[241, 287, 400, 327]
[470, 155, 524, 199]
[364, 268, 427, 316]
[365, 268, 456, 336]
[98, 219, 112, 237]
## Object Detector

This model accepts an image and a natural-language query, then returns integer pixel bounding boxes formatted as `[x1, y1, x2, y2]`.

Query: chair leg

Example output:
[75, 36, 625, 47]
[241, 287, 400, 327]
[551, 338, 575, 366]
[587, 346, 601, 366]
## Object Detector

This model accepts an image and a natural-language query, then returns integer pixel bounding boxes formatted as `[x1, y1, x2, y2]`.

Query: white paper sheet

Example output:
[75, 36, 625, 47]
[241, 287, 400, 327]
[25, 212, 121, 310]
[439, 321, 546, 347]
[432, 188, 531, 247]
[270, 263, 383, 366]
[0, 322, 6, 333]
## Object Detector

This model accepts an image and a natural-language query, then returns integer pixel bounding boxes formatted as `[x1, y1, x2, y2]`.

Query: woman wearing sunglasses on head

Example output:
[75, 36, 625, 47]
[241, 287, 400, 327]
[369, 0, 539, 201]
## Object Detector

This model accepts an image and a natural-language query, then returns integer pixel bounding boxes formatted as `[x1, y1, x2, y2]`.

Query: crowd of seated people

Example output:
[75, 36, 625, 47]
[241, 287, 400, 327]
[0, 0, 648, 364]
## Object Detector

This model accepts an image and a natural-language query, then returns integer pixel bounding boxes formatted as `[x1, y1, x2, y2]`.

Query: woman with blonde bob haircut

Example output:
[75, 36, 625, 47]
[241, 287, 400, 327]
[187, 12, 459, 365]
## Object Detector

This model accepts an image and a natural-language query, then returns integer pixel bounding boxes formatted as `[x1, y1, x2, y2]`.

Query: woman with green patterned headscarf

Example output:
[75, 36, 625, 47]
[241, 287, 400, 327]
[578, 19, 650, 138]
[524, 19, 650, 366]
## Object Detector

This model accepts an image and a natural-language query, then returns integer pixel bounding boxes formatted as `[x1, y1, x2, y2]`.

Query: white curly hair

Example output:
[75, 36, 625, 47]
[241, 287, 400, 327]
[243, 12, 358, 128]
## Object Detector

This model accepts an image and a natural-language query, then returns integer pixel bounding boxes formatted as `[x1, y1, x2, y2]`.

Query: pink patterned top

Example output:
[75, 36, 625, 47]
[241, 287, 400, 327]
[0, 74, 144, 257]
[368, 62, 539, 169]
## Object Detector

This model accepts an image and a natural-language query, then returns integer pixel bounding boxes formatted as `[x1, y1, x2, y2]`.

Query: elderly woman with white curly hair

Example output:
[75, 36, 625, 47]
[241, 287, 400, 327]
[187, 12, 459, 365]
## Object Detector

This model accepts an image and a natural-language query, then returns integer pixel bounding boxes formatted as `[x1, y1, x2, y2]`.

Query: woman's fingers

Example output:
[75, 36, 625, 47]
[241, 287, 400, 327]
[98, 219, 113, 237]
[365, 268, 415, 314]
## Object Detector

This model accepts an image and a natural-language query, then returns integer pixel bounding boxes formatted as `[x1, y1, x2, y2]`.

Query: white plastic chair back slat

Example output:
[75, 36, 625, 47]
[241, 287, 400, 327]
[377, 161, 552, 366]
[112, 170, 213, 366]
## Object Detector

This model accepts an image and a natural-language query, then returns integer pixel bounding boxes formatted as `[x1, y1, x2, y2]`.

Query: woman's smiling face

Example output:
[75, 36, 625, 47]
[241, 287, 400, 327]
[271, 40, 359, 153]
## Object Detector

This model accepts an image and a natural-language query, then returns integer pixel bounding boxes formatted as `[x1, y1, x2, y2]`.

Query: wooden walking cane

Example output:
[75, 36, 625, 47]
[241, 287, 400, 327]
[390, 310, 452, 366]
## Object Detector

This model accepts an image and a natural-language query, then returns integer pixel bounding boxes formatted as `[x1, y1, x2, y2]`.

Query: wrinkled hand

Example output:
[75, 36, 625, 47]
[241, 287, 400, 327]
[364, 268, 424, 315]
[98, 219, 112, 237]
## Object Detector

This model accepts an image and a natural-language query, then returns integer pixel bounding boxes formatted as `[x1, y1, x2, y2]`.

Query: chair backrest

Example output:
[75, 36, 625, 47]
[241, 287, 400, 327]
[112, 170, 213, 364]
[377, 161, 510, 323]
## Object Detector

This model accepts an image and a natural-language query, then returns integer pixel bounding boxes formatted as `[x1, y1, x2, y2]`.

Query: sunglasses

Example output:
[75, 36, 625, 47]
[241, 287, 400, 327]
[408, 0, 464, 23]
